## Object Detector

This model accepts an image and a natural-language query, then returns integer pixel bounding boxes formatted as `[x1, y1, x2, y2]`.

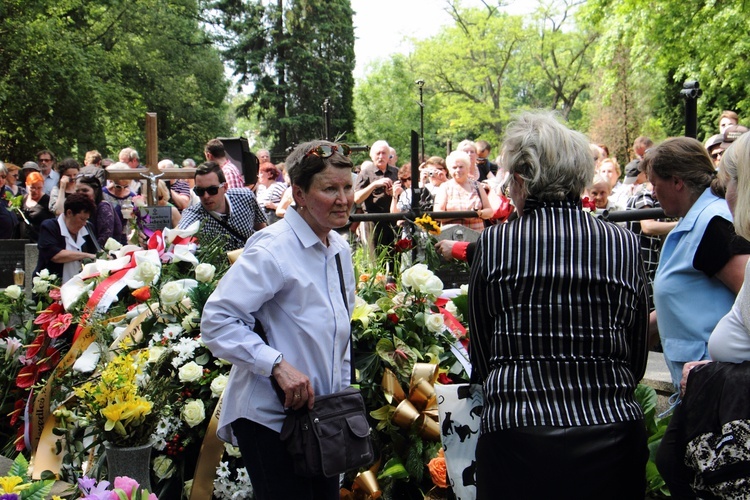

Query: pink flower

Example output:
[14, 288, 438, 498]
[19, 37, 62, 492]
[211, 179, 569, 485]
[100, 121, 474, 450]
[48, 288, 61, 301]
[46, 313, 73, 339]
[113, 476, 140, 498]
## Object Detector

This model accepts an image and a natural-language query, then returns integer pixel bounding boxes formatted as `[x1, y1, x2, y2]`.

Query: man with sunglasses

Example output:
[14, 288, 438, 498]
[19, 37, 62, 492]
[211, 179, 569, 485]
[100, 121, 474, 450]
[177, 162, 266, 251]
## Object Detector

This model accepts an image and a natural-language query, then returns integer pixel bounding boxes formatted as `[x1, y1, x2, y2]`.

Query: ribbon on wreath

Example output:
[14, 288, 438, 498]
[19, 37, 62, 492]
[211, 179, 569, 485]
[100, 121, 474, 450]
[28, 314, 128, 478]
[383, 363, 441, 441]
[433, 297, 467, 348]
[189, 393, 226, 500]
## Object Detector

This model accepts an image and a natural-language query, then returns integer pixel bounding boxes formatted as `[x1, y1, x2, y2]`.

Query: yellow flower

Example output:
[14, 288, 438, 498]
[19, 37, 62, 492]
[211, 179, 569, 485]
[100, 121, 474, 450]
[352, 297, 377, 329]
[0, 475, 26, 493]
[415, 215, 441, 235]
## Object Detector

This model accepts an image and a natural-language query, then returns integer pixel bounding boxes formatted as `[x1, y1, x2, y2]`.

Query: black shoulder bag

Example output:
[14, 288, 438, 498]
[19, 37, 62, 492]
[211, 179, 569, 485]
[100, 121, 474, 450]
[278, 254, 375, 478]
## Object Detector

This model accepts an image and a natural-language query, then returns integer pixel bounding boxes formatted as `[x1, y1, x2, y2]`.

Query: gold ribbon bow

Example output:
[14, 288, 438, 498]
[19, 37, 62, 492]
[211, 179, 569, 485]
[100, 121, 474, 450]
[383, 363, 440, 441]
[340, 462, 382, 500]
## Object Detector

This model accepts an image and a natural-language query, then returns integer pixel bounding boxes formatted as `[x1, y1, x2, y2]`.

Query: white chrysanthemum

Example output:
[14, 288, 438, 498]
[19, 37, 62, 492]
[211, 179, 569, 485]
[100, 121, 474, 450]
[216, 461, 231, 479]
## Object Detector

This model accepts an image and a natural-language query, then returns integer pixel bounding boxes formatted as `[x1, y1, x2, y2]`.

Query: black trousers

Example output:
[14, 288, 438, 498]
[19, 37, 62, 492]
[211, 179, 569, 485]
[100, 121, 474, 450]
[476, 420, 648, 500]
[231, 418, 339, 500]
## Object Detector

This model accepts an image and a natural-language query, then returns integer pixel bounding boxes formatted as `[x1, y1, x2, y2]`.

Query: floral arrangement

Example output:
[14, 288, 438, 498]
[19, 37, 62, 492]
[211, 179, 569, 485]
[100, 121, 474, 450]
[76, 476, 158, 500]
[351, 257, 470, 498]
[2, 225, 250, 499]
[73, 351, 158, 448]
[393, 214, 445, 274]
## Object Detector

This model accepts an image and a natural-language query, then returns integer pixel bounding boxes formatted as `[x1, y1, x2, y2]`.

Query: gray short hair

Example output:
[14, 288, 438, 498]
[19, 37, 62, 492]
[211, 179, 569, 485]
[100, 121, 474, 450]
[502, 111, 593, 200]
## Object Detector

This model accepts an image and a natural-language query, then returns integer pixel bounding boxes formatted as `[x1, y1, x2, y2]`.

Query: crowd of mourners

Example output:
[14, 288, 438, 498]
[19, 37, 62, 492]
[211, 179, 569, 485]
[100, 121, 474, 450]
[4, 108, 750, 499]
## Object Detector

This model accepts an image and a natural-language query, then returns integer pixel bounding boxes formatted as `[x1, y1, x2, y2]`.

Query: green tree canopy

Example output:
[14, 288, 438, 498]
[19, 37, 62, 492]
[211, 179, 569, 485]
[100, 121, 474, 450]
[0, 0, 230, 163]
[216, 0, 356, 155]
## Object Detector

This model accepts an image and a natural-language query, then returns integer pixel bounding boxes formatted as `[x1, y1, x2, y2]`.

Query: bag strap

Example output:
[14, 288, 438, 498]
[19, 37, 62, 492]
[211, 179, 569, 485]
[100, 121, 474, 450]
[335, 254, 355, 386]
[85, 221, 103, 254]
[206, 209, 247, 242]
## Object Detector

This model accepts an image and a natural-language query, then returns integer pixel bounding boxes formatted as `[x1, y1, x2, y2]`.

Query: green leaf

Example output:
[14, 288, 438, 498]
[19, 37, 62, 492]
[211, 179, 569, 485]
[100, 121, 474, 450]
[370, 405, 395, 422]
[9, 453, 29, 477]
[19, 479, 54, 500]
[379, 457, 410, 480]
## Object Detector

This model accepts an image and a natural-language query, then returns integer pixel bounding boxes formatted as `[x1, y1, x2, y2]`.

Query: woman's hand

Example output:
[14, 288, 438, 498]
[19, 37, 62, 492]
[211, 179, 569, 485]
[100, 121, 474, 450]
[272, 359, 314, 410]
[680, 360, 712, 396]
[60, 175, 70, 189]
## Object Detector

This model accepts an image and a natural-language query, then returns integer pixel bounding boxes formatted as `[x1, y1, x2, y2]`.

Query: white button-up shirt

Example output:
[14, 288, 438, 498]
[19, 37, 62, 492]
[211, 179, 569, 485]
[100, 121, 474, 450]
[201, 207, 355, 442]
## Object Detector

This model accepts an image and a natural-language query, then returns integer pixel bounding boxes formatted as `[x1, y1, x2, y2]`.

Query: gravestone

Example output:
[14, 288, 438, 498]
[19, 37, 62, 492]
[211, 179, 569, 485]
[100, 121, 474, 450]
[142, 206, 173, 233]
[0, 240, 28, 288]
[433, 225, 480, 289]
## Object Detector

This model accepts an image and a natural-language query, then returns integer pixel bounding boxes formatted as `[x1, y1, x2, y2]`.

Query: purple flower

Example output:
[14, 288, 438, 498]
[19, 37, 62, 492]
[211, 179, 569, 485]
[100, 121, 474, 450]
[77, 476, 97, 493]
[0, 493, 20, 500]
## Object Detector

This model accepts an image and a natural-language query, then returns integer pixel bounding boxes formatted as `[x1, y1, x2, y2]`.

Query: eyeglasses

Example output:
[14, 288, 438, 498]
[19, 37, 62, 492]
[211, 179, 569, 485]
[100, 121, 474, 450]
[193, 184, 224, 196]
[400, 177, 411, 182]
[711, 150, 724, 160]
[112, 184, 126, 190]
[38, 158, 53, 163]
[305, 144, 351, 159]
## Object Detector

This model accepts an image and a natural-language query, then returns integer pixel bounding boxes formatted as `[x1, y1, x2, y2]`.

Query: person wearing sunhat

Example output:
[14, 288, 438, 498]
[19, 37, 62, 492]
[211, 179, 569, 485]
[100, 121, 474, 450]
[711, 124, 750, 169]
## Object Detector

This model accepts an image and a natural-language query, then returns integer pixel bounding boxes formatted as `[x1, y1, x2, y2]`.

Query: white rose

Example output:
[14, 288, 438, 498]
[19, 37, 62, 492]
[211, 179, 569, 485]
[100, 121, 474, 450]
[178, 361, 204, 383]
[459, 284, 469, 295]
[135, 261, 160, 285]
[152, 455, 175, 481]
[445, 300, 460, 319]
[148, 346, 167, 364]
[421, 275, 444, 297]
[160, 281, 187, 306]
[38, 269, 50, 279]
[181, 310, 200, 332]
[194, 263, 216, 283]
[104, 238, 123, 252]
[210, 374, 228, 398]
[180, 296, 193, 310]
[181, 399, 206, 427]
[425, 313, 446, 333]
[4, 285, 22, 300]
[32, 278, 50, 294]
[183, 480, 193, 499]
[400, 264, 432, 290]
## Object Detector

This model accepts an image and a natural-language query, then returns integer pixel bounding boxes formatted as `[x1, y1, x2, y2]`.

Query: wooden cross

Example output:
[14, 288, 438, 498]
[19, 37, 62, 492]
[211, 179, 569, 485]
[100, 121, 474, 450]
[105, 113, 196, 205]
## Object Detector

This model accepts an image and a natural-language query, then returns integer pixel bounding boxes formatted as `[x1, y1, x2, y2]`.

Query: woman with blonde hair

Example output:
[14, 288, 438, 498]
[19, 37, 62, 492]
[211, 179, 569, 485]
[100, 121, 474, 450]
[157, 180, 181, 228]
[433, 151, 492, 231]
[3, 163, 25, 197]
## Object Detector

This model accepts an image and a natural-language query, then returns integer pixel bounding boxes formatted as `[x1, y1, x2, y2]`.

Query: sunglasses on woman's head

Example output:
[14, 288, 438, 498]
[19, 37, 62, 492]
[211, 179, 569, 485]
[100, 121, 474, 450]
[193, 184, 223, 196]
[305, 144, 351, 159]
